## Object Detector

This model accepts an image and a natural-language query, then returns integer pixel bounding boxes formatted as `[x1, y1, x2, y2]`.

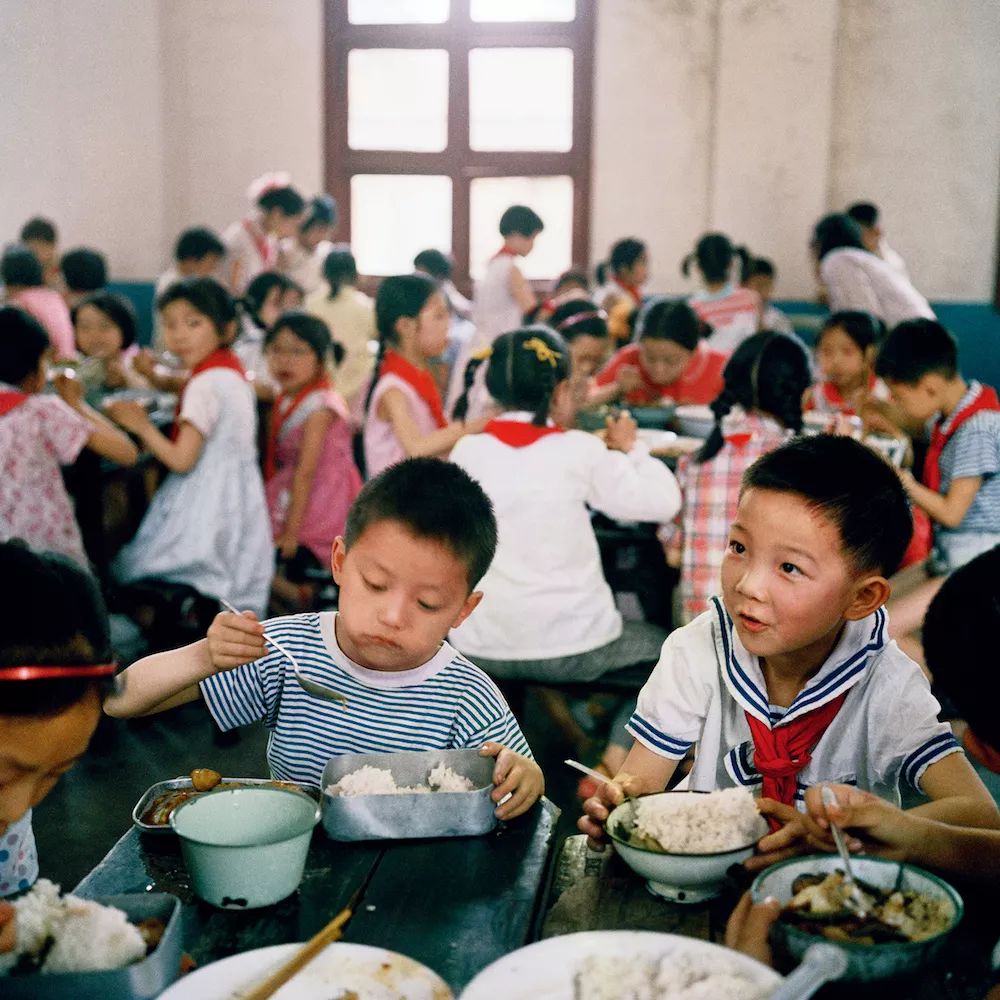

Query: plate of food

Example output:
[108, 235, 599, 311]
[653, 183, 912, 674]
[752, 854, 963, 981]
[132, 769, 318, 833]
[158, 941, 453, 1000]
[458, 930, 781, 999]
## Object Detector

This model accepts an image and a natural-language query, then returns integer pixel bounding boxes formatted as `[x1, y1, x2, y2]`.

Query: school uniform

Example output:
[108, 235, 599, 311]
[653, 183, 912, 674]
[223, 217, 277, 295]
[628, 597, 961, 808]
[449, 413, 681, 673]
[805, 376, 891, 418]
[472, 252, 523, 344]
[200, 612, 532, 787]
[689, 285, 761, 355]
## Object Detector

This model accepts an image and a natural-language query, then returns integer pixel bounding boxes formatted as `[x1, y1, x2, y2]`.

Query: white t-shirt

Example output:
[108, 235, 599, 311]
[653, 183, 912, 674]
[472, 255, 523, 345]
[628, 597, 961, 807]
[449, 415, 682, 659]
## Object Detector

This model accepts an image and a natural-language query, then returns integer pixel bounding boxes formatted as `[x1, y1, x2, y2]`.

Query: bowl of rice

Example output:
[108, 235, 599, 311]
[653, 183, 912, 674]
[606, 789, 767, 903]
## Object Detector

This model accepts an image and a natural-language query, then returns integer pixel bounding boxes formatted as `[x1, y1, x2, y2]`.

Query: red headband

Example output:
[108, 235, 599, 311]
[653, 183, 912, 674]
[556, 309, 606, 331]
[0, 663, 118, 681]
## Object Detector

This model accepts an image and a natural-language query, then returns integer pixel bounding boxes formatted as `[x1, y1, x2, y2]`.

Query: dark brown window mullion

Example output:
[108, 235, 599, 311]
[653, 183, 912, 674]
[449, 0, 472, 293]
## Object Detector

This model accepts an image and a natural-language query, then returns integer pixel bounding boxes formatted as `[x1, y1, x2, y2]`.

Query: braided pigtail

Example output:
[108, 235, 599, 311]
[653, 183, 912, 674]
[452, 348, 492, 422]
[695, 386, 738, 464]
[755, 334, 812, 435]
[363, 336, 388, 422]
[533, 364, 557, 427]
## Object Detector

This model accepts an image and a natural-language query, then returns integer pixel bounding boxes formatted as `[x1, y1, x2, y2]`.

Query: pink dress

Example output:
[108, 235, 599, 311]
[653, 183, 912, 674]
[266, 388, 362, 562]
[0, 387, 91, 566]
[363, 374, 441, 478]
[8, 288, 76, 359]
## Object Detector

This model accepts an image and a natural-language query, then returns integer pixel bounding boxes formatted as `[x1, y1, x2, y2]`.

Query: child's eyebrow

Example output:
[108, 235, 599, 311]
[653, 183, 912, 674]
[776, 544, 819, 564]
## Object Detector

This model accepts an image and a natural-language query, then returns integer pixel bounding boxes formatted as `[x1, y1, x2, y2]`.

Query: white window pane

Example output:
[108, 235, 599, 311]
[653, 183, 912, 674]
[471, 0, 574, 21]
[349, 50, 448, 152]
[352, 175, 452, 275]
[470, 177, 573, 281]
[348, 0, 449, 24]
[469, 49, 572, 152]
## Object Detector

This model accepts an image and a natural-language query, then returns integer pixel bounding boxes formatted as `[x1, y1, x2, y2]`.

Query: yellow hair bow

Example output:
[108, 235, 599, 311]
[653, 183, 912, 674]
[471, 346, 494, 361]
[522, 337, 562, 367]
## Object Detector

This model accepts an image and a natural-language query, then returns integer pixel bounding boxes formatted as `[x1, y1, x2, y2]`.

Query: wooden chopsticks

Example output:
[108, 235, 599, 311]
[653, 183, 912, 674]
[239, 904, 355, 1000]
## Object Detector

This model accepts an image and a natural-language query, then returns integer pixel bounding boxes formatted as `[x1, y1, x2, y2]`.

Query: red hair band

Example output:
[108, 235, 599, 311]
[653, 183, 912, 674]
[0, 663, 118, 681]
[556, 309, 607, 331]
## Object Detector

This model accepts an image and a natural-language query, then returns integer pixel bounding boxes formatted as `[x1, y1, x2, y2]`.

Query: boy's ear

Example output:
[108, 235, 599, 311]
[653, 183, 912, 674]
[844, 574, 891, 621]
[451, 590, 483, 630]
[330, 537, 346, 584]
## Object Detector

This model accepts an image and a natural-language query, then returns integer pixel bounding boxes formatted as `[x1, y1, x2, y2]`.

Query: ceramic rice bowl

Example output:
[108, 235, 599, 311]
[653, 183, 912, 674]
[170, 786, 320, 909]
[751, 854, 963, 981]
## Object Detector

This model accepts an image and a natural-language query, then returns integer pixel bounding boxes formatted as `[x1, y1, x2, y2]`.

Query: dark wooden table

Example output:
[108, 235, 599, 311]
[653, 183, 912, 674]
[74, 799, 560, 994]
[541, 835, 999, 999]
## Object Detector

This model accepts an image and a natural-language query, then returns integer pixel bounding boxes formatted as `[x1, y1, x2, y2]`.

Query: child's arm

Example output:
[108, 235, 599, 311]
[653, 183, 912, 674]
[377, 387, 489, 458]
[899, 469, 982, 528]
[577, 742, 679, 846]
[105, 611, 267, 717]
[106, 400, 205, 474]
[479, 742, 545, 821]
[53, 375, 138, 466]
[907, 752, 1000, 829]
[508, 264, 537, 316]
[274, 408, 334, 558]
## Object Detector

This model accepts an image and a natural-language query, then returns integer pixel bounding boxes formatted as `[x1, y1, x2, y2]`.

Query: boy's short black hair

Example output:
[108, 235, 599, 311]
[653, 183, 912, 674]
[742, 435, 912, 577]
[499, 205, 544, 238]
[0, 542, 113, 717]
[924, 545, 1000, 751]
[847, 202, 879, 228]
[175, 227, 225, 262]
[344, 458, 497, 590]
[20, 217, 57, 244]
[0, 305, 51, 384]
[61, 247, 107, 292]
[1, 245, 44, 287]
[875, 318, 959, 384]
[413, 249, 452, 281]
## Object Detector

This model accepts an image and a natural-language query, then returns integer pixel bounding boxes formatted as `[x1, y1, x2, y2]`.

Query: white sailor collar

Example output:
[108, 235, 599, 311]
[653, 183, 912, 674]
[709, 596, 888, 728]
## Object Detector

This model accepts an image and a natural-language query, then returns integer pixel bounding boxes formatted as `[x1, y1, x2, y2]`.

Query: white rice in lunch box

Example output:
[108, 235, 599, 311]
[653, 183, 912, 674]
[634, 789, 767, 854]
[327, 762, 475, 797]
[0, 879, 147, 976]
[575, 951, 771, 1000]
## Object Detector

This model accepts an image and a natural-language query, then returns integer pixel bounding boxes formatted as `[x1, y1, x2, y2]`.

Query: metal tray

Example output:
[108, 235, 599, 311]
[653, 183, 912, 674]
[321, 748, 498, 841]
[1, 892, 182, 1000]
[132, 776, 320, 834]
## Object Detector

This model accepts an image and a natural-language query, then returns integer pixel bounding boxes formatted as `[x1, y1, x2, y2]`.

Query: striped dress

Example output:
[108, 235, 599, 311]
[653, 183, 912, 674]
[200, 612, 531, 787]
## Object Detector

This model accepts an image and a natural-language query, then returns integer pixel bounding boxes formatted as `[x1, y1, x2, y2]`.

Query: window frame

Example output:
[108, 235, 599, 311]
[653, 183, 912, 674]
[323, 0, 595, 294]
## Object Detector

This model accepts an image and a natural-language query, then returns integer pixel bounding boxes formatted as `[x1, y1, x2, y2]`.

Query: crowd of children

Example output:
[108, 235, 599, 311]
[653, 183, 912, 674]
[3, 182, 1000, 989]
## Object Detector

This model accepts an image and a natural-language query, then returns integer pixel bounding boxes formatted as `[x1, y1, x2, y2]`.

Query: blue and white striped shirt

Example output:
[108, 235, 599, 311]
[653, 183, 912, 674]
[200, 613, 532, 787]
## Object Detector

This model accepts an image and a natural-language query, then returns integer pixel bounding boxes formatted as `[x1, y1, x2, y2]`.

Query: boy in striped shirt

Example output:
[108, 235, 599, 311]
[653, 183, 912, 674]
[107, 459, 544, 820]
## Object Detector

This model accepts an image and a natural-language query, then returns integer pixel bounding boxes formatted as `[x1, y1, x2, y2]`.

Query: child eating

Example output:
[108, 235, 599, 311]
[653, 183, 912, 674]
[579, 435, 999, 858]
[105, 459, 544, 820]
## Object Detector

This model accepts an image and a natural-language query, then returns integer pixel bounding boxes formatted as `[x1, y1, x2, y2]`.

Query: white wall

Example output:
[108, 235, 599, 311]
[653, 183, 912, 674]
[1, 0, 997, 298]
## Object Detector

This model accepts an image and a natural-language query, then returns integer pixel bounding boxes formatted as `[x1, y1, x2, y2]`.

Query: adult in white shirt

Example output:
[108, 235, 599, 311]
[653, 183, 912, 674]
[812, 214, 934, 330]
[847, 201, 911, 282]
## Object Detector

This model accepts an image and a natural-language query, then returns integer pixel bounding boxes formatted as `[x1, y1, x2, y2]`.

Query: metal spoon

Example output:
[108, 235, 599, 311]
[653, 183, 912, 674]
[770, 942, 848, 1000]
[219, 599, 347, 706]
[821, 785, 869, 919]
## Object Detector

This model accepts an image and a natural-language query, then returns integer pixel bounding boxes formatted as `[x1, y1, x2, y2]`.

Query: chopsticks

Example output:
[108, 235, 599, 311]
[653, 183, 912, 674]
[239, 904, 355, 1000]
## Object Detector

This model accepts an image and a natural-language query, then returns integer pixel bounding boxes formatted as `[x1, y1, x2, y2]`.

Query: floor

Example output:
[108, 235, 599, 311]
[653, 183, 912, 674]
[33, 686, 591, 892]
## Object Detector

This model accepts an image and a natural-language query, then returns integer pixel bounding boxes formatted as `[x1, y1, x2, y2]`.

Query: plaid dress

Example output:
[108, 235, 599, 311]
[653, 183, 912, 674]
[670, 413, 790, 623]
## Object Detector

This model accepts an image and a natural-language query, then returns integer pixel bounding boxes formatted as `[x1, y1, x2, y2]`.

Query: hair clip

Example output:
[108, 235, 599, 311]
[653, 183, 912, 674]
[0, 662, 118, 681]
[471, 347, 494, 361]
[247, 171, 292, 202]
[522, 337, 562, 367]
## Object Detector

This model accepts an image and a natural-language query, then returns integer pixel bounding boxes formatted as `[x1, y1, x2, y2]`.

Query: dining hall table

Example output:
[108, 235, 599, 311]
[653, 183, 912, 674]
[74, 799, 561, 995]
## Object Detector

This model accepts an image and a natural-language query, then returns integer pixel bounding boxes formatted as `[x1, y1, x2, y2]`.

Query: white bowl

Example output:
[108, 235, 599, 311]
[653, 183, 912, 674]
[751, 854, 963, 981]
[606, 793, 763, 903]
[673, 404, 715, 438]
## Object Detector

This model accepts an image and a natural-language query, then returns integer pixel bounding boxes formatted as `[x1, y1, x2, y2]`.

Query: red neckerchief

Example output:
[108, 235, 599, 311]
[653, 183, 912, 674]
[483, 419, 564, 447]
[243, 217, 276, 268]
[494, 245, 518, 258]
[964, 728, 1000, 775]
[923, 383, 1000, 492]
[172, 349, 248, 440]
[615, 278, 642, 305]
[380, 349, 446, 429]
[818, 376, 877, 416]
[745, 691, 848, 826]
[0, 391, 30, 417]
[265, 377, 331, 480]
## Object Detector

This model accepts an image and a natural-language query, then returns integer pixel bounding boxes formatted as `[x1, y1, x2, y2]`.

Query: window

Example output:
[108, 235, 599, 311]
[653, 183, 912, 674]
[325, 0, 594, 292]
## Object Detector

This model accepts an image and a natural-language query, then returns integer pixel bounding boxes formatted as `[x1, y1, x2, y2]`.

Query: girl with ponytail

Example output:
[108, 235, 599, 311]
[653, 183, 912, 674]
[683, 232, 762, 355]
[450, 327, 682, 777]
[363, 274, 489, 478]
[665, 331, 811, 623]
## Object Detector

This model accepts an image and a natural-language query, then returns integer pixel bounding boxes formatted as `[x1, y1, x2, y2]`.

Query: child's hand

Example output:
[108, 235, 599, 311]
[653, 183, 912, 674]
[105, 400, 151, 435]
[479, 742, 544, 821]
[803, 784, 917, 861]
[604, 410, 638, 453]
[724, 891, 781, 967]
[0, 902, 15, 954]
[132, 349, 158, 380]
[577, 772, 642, 848]
[54, 371, 84, 409]
[744, 798, 813, 872]
[103, 358, 128, 389]
[275, 531, 298, 561]
[616, 365, 642, 394]
[206, 610, 267, 671]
